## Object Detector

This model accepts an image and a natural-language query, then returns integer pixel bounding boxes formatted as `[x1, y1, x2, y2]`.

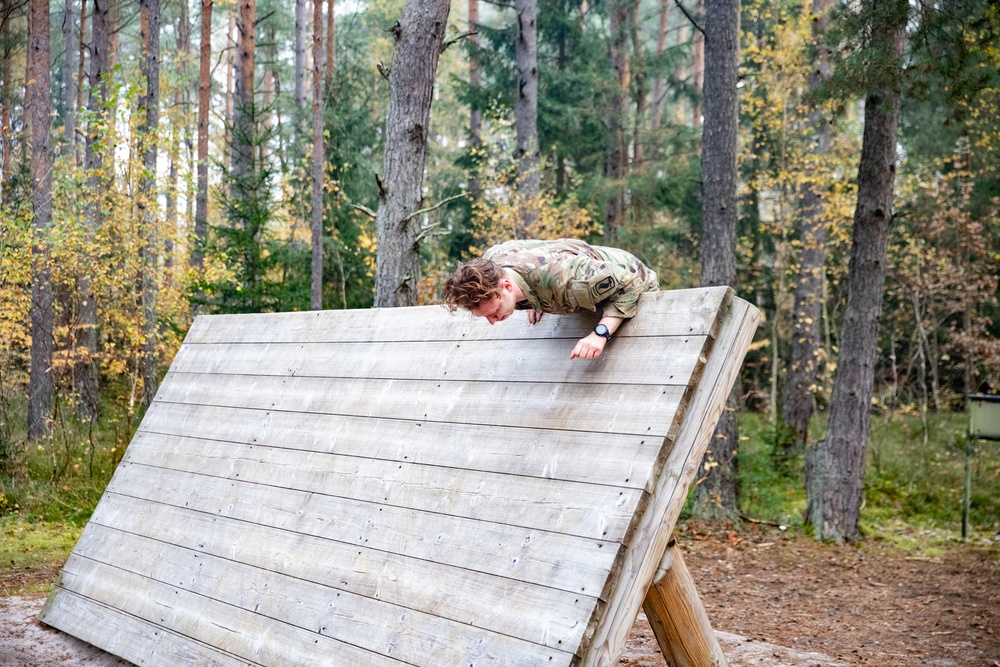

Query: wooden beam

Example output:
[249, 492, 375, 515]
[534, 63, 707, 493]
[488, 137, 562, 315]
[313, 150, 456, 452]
[642, 540, 728, 667]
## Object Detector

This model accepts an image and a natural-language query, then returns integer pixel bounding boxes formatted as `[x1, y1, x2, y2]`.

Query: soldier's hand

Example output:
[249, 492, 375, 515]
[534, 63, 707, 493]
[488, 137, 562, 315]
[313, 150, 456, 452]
[570, 333, 606, 360]
[527, 309, 544, 324]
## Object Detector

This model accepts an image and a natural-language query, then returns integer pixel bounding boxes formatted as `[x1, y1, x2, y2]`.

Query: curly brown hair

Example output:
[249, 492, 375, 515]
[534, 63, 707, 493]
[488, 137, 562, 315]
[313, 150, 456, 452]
[443, 258, 505, 311]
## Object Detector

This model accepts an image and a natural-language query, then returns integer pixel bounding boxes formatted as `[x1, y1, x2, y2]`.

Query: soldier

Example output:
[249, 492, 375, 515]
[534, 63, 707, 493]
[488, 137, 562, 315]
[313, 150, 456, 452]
[444, 238, 659, 359]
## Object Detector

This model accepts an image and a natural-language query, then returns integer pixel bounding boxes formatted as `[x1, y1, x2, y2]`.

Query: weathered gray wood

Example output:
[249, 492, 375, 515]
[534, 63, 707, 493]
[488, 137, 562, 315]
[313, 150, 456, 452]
[579, 298, 762, 665]
[184, 287, 731, 344]
[87, 492, 597, 650]
[168, 335, 705, 386]
[71, 524, 576, 666]
[120, 434, 643, 541]
[41, 288, 759, 667]
[135, 402, 663, 488]
[150, 373, 686, 437]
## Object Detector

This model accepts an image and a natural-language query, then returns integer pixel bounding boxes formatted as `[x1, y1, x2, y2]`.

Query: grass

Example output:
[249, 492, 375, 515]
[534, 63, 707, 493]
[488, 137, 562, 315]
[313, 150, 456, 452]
[1, 396, 998, 596]
[737, 410, 1000, 548]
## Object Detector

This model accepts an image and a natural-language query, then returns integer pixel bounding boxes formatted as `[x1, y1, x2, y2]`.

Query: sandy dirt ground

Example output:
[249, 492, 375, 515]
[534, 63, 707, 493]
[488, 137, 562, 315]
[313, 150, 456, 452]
[1, 524, 997, 667]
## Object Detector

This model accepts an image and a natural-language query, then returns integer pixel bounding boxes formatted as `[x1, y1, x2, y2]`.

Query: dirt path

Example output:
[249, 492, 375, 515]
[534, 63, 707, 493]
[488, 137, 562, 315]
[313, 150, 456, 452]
[1, 525, 997, 667]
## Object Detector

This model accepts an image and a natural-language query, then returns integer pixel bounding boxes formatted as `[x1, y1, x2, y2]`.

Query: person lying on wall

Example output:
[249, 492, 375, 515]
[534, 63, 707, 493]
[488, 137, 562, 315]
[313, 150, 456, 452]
[443, 238, 659, 360]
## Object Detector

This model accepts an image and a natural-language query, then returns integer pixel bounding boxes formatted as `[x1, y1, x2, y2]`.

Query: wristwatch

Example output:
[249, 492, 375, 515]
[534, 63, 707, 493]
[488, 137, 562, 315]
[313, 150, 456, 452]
[594, 323, 612, 341]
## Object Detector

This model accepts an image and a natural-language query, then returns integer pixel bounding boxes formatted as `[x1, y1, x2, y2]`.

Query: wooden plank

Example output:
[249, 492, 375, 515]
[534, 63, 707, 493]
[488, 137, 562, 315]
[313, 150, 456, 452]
[70, 524, 577, 667]
[40, 588, 253, 667]
[134, 402, 662, 489]
[578, 296, 762, 666]
[184, 288, 732, 344]
[151, 373, 686, 439]
[103, 465, 619, 595]
[642, 542, 728, 667]
[167, 335, 706, 386]
[85, 492, 598, 651]
[55, 555, 419, 667]
[121, 433, 643, 542]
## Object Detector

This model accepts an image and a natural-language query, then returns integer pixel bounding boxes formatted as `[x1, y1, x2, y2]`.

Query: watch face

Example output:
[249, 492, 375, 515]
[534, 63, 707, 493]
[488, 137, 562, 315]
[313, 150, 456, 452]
[595, 324, 610, 338]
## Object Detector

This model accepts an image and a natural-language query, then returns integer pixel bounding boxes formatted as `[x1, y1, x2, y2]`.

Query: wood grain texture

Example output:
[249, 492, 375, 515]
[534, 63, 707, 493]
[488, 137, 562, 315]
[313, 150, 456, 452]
[41, 288, 759, 667]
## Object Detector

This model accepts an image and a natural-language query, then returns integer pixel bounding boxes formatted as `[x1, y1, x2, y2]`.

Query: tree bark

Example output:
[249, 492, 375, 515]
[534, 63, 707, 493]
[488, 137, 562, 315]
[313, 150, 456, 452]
[806, 0, 905, 543]
[630, 0, 646, 170]
[467, 0, 482, 199]
[373, 0, 451, 308]
[780, 0, 833, 451]
[0, 0, 13, 195]
[310, 0, 325, 310]
[692, 0, 740, 520]
[75, 0, 87, 165]
[63, 0, 76, 155]
[223, 10, 234, 175]
[192, 0, 211, 271]
[325, 0, 334, 92]
[691, 0, 704, 128]
[604, 0, 630, 245]
[27, 0, 53, 440]
[138, 0, 161, 408]
[294, 0, 307, 130]
[650, 0, 669, 135]
[514, 0, 539, 236]
[78, 0, 110, 421]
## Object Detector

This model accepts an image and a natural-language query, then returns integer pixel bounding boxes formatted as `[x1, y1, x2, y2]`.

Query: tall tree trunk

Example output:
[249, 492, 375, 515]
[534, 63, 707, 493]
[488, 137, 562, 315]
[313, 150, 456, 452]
[0, 0, 12, 195]
[373, 0, 451, 308]
[310, 0, 324, 310]
[630, 0, 646, 170]
[79, 0, 110, 421]
[325, 0, 334, 92]
[781, 0, 833, 451]
[692, 0, 740, 520]
[107, 0, 119, 69]
[691, 0, 704, 128]
[294, 0, 307, 131]
[514, 0, 539, 236]
[467, 0, 482, 199]
[138, 0, 161, 408]
[192, 0, 211, 271]
[27, 0, 53, 440]
[63, 0, 76, 155]
[806, 0, 906, 543]
[650, 0, 669, 135]
[604, 0, 630, 245]
[75, 0, 87, 164]
[165, 0, 188, 273]
[224, 10, 234, 175]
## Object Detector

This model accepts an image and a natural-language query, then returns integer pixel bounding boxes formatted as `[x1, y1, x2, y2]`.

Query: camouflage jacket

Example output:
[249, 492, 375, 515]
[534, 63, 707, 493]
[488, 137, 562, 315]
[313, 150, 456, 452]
[483, 239, 659, 319]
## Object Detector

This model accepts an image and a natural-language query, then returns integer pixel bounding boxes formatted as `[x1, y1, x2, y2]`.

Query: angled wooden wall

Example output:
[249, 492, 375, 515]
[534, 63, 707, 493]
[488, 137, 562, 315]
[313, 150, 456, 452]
[40, 287, 760, 667]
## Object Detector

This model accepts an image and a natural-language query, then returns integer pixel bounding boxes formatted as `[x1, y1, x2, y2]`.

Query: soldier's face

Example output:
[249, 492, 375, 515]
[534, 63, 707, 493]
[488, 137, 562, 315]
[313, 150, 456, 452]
[470, 279, 518, 325]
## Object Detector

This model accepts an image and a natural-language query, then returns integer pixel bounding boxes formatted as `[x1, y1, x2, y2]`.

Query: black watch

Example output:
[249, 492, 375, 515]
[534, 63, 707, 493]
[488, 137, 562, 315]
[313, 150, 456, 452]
[594, 323, 612, 341]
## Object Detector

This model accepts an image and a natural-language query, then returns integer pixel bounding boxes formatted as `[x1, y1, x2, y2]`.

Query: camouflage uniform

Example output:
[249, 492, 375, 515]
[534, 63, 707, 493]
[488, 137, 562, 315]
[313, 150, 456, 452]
[483, 238, 659, 319]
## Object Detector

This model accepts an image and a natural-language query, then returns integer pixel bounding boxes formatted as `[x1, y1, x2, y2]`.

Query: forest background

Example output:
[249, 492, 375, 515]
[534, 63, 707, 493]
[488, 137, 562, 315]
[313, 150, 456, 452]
[0, 0, 999, 557]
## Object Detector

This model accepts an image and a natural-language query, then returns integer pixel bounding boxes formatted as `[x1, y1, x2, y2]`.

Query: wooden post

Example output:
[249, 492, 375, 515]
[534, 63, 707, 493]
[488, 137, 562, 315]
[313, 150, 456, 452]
[642, 540, 728, 667]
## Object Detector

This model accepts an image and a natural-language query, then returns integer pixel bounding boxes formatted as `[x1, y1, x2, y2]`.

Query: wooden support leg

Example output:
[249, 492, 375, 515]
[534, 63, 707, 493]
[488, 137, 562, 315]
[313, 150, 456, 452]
[642, 540, 728, 667]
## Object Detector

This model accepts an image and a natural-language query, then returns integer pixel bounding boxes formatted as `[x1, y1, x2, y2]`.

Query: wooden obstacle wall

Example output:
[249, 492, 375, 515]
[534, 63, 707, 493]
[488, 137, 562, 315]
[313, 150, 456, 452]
[40, 287, 760, 667]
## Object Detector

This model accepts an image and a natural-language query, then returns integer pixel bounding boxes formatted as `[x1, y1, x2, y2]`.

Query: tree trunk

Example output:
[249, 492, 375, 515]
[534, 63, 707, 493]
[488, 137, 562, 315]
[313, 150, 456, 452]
[27, 0, 53, 440]
[75, 0, 87, 164]
[630, 0, 646, 170]
[780, 0, 833, 451]
[192, 0, 211, 271]
[165, 0, 188, 273]
[0, 0, 13, 195]
[78, 0, 110, 421]
[514, 0, 539, 236]
[806, 0, 905, 542]
[138, 0, 161, 408]
[467, 0, 481, 199]
[650, 0, 669, 135]
[294, 0, 307, 130]
[692, 0, 740, 520]
[691, 0, 704, 128]
[107, 0, 119, 70]
[604, 0, 630, 245]
[310, 0, 324, 310]
[325, 0, 334, 92]
[63, 0, 76, 155]
[373, 0, 451, 308]
[224, 10, 234, 175]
